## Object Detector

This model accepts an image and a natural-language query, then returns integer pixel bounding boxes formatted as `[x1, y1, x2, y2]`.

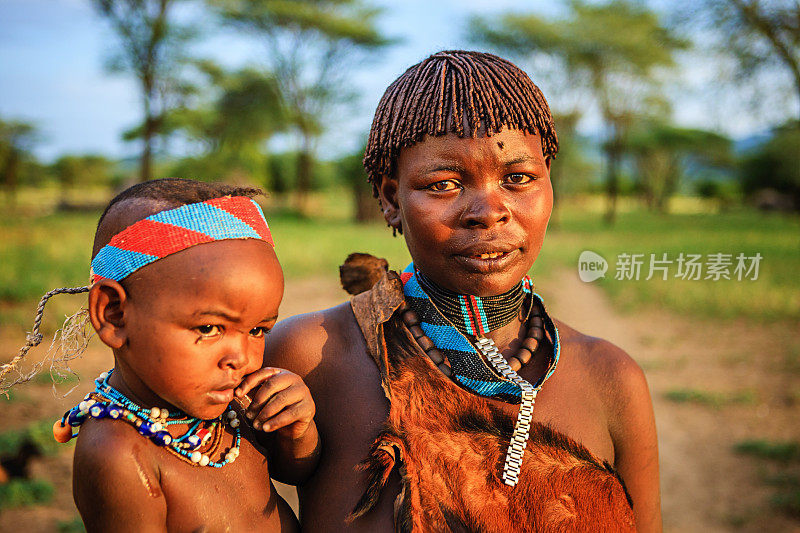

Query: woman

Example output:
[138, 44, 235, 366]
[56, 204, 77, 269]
[258, 50, 660, 532]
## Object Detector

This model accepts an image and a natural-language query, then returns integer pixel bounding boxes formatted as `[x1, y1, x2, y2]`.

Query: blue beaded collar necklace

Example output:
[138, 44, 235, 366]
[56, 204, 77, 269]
[401, 263, 560, 404]
[55, 369, 242, 468]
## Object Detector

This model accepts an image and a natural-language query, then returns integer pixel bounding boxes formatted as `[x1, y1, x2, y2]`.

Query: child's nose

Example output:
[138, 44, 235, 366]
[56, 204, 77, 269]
[219, 336, 259, 372]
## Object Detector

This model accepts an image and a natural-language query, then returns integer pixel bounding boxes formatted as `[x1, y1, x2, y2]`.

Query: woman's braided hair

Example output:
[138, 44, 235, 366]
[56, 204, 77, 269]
[363, 50, 559, 197]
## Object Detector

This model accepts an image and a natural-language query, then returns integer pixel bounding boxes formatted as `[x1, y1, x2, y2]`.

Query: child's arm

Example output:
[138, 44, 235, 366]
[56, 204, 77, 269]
[236, 367, 320, 485]
[73, 425, 167, 532]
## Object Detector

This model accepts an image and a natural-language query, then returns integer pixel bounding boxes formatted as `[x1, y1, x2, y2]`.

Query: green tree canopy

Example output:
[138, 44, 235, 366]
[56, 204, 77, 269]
[675, 0, 800, 120]
[627, 120, 733, 212]
[471, 0, 688, 223]
[209, 0, 391, 212]
[93, 0, 197, 182]
[166, 63, 288, 185]
[0, 119, 38, 206]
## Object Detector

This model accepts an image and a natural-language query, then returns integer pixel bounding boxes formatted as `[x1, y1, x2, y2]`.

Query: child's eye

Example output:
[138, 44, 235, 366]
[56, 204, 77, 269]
[427, 180, 460, 192]
[249, 327, 270, 338]
[196, 325, 222, 338]
[504, 173, 535, 185]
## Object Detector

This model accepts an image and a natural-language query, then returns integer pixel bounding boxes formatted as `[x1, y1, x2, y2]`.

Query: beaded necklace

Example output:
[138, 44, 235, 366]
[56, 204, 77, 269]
[415, 270, 530, 337]
[400, 263, 560, 486]
[53, 369, 242, 468]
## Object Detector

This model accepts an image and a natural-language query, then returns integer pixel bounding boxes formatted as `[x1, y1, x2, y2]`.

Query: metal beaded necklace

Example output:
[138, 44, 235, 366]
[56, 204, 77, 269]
[400, 264, 560, 486]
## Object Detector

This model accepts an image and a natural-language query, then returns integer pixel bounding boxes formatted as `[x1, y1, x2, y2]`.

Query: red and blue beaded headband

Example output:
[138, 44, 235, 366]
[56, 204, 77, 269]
[90, 196, 274, 283]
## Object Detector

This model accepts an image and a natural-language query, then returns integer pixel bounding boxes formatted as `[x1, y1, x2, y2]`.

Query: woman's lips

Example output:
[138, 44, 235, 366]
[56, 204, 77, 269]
[453, 248, 519, 272]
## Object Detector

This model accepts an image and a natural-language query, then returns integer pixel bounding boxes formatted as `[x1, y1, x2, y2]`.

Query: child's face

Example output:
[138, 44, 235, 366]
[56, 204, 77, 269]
[115, 239, 283, 420]
[386, 128, 553, 296]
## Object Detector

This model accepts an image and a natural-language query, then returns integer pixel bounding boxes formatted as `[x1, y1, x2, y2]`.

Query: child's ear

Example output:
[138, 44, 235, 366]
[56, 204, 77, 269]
[377, 175, 402, 232]
[545, 156, 552, 172]
[88, 280, 128, 349]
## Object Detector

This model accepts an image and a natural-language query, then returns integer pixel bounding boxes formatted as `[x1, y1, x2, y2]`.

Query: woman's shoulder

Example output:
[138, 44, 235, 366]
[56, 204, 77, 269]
[265, 301, 365, 375]
[552, 318, 650, 412]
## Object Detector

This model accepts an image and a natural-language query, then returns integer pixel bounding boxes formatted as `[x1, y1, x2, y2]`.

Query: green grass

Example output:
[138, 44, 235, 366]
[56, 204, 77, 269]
[0, 479, 54, 510]
[735, 441, 800, 519]
[0, 419, 67, 457]
[735, 440, 800, 463]
[664, 387, 757, 409]
[57, 517, 86, 533]
[0, 189, 798, 332]
[540, 203, 800, 322]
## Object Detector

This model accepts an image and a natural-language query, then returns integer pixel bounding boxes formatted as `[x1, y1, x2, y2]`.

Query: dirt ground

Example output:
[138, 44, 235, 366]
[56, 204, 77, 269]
[1, 272, 798, 532]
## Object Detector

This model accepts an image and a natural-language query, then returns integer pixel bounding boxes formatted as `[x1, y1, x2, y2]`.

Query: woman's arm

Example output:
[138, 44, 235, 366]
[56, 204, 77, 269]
[604, 346, 662, 532]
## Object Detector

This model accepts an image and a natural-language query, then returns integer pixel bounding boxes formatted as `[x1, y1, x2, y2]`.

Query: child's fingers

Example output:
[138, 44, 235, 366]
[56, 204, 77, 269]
[244, 371, 297, 419]
[252, 384, 307, 425]
[235, 367, 282, 398]
[256, 401, 312, 433]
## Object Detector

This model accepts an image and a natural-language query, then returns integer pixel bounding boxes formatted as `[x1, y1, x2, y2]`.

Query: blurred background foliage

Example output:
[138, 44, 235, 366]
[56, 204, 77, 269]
[1, 0, 798, 219]
[0, 0, 798, 326]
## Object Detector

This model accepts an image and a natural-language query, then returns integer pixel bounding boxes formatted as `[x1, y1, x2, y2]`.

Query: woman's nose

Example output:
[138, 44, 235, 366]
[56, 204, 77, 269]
[460, 185, 511, 229]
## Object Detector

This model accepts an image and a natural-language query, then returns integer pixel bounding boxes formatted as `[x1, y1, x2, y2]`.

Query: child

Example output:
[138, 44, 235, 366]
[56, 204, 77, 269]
[4, 178, 318, 532]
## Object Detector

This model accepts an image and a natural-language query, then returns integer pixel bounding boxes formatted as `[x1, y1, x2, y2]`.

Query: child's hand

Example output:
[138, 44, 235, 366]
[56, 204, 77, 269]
[235, 368, 316, 440]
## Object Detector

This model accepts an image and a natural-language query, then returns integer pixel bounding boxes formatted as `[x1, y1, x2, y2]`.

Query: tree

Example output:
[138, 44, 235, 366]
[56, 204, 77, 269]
[626, 121, 732, 213]
[335, 144, 381, 222]
[51, 155, 114, 206]
[0, 119, 38, 207]
[548, 112, 595, 227]
[740, 122, 800, 210]
[92, 0, 195, 182]
[167, 63, 288, 185]
[471, 0, 687, 223]
[677, 0, 800, 120]
[210, 0, 390, 213]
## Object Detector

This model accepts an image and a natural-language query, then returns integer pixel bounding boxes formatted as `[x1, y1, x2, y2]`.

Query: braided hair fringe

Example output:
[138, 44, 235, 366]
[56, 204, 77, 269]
[364, 50, 559, 197]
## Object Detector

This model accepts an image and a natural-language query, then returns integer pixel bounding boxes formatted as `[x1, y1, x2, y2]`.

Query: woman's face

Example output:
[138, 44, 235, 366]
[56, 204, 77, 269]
[380, 128, 553, 297]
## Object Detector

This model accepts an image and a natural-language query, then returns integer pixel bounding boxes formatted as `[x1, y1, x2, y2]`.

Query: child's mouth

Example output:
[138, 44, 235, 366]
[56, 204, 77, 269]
[208, 388, 235, 404]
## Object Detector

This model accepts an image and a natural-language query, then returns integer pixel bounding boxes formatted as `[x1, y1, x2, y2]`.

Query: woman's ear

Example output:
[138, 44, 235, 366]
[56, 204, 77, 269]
[377, 175, 402, 232]
[88, 280, 128, 349]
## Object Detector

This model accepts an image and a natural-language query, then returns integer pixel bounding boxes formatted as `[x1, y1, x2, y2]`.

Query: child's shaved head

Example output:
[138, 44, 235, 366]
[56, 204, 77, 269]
[364, 50, 559, 197]
[93, 178, 262, 258]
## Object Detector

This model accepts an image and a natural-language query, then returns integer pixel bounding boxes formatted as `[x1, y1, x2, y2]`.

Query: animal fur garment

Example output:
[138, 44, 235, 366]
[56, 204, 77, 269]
[344, 263, 635, 533]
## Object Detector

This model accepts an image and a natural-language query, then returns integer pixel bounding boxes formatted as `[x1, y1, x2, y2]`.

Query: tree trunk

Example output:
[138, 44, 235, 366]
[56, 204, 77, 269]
[353, 184, 381, 222]
[294, 141, 313, 215]
[140, 115, 154, 183]
[604, 141, 620, 225]
[3, 149, 19, 208]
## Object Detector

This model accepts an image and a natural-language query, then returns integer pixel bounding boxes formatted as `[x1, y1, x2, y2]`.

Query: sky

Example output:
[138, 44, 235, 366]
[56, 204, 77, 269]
[0, 0, 789, 162]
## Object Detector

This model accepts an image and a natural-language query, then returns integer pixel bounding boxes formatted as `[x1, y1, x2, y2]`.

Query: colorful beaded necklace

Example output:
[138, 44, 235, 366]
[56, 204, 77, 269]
[415, 270, 531, 337]
[400, 263, 561, 486]
[54, 369, 242, 468]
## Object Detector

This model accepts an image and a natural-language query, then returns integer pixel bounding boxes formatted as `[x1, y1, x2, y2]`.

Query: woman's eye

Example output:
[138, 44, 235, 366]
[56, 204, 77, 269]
[427, 180, 460, 192]
[249, 327, 269, 338]
[505, 173, 534, 185]
[196, 325, 222, 337]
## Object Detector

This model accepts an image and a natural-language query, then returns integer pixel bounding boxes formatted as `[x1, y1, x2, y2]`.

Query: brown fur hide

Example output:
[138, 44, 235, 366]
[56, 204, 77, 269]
[347, 272, 636, 533]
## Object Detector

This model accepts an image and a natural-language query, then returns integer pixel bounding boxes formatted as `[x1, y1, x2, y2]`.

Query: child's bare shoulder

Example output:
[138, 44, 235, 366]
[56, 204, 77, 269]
[73, 419, 167, 529]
